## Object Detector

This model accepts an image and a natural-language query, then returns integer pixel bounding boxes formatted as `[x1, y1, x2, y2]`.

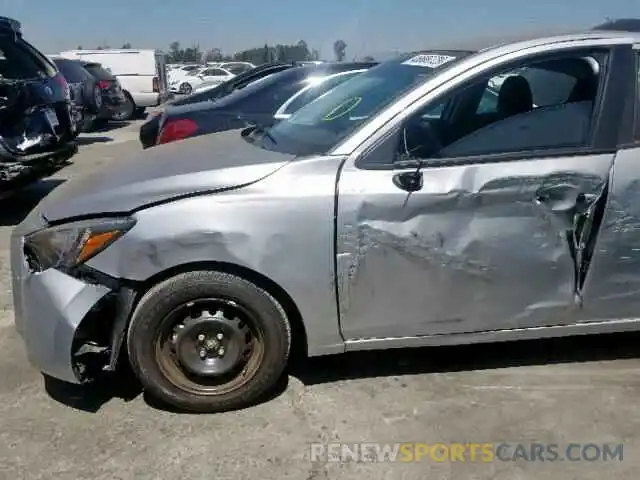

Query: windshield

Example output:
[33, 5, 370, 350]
[53, 59, 92, 82]
[209, 67, 308, 111]
[261, 51, 469, 155]
[83, 63, 115, 80]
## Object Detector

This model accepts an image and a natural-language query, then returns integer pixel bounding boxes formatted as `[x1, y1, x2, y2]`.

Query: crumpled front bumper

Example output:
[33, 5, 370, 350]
[10, 229, 112, 383]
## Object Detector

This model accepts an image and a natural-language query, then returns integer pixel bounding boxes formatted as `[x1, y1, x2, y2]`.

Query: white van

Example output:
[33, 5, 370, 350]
[58, 49, 169, 120]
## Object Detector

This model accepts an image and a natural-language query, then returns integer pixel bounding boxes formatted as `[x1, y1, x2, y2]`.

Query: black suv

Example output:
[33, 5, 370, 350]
[0, 17, 76, 196]
[51, 57, 102, 132]
[81, 61, 126, 124]
[52, 58, 127, 131]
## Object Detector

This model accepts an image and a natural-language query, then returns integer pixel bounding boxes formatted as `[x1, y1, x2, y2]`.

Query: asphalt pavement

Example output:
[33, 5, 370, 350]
[0, 119, 640, 479]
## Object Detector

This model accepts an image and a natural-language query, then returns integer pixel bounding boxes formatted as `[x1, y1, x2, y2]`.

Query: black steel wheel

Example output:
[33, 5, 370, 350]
[127, 271, 291, 413]
[179, 82, 192, 95]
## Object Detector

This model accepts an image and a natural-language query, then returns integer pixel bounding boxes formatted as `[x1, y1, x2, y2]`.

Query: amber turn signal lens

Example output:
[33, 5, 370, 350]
[76, 231, 121, 264]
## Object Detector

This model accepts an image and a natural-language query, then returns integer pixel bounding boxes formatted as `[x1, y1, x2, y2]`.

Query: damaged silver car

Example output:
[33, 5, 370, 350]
[0, 17, 77, 197]
[11, 27, 640, 412]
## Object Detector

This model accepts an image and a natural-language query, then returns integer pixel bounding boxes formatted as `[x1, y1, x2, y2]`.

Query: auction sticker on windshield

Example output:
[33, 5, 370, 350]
[402, 54, 456, 68]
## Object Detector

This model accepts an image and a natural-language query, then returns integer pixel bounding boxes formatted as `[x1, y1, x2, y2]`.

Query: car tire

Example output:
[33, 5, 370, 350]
[112, 92, 135, 121]
[179, 82, 192, 95]
[83, 82, 103, 114]
[126, 270, 291, 413]
[135, 107, 146, 118]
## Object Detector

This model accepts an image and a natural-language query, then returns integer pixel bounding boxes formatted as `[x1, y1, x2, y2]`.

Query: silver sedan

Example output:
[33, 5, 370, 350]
[11, 27, 640, 412]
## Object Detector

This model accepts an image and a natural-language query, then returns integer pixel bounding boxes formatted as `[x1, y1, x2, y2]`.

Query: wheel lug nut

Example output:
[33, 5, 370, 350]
[216, 333, 224, 340]
[218, 347, 225, 356]
[197, 334, 205, 342]
[199, 349, 207, 359]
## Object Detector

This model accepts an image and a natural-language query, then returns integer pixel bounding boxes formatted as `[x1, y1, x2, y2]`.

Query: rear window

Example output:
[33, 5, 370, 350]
[282, 70, 365, 115]
[0, 35, 56, 80]
[83, 63, 115, 80]
[53, 59, 92, 82]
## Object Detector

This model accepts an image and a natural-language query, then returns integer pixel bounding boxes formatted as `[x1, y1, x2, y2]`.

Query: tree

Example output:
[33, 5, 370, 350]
[121, 42, 132, 49]
[201, 48, 223, 63]
[169, 41, 181, 62]
[362, 55, 375, 61]
[263, 43, 271, 63]
[333, 40, 347, 62]
[77, 45, 83, 50]
[296, 40, 310, 61]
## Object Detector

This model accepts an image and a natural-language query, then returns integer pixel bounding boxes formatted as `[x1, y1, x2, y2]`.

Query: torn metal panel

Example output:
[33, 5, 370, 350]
[578, 148, 640, 320]
[0, 81, 63, 156]
[336, 153, 615, 340]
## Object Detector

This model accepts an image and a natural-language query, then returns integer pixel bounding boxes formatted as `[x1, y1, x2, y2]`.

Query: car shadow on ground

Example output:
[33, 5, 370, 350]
[291, 331, 640, 385]
[88, 120, 131, 133]
[75, 136, 114, 146]
[42, 331, 640, 414]
[0, 179, 66, 226]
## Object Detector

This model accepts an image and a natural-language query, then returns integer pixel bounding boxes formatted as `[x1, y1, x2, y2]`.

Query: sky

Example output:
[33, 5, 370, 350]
[2, 0, 638, 58]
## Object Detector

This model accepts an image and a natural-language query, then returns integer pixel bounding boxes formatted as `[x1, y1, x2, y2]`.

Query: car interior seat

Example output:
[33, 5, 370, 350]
[497, 75, 534, 117]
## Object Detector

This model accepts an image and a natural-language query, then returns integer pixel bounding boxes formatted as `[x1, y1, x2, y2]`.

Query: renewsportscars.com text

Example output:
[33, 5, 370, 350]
[309, 442, 624, 463]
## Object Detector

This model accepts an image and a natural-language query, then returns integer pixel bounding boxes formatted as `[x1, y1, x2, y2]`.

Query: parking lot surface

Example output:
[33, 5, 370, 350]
[1, 121, 640, 479]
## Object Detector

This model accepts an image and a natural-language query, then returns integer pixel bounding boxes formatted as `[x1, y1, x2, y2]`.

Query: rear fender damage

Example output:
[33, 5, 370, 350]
[0, 80, 64, 156]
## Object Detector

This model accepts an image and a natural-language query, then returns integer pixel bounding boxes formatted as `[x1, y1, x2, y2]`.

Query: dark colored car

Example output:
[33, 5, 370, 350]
[51, 58, 102, 132]
[592, 18, 640, 31]
[0, 17, 76, 196]
[139, 62, 299, 148]
[81, 62, 127, 122]
[149, 62, 378, 148]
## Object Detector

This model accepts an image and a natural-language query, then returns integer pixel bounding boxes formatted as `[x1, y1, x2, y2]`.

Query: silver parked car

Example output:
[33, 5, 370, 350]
[11, 27, 640, 412]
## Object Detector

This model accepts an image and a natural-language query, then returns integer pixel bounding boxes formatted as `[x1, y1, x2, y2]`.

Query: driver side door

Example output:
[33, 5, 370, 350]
[335, 45, 629, 341]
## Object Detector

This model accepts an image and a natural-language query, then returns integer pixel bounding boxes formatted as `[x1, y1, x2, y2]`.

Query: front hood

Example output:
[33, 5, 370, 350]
[38, 128, 294, 223]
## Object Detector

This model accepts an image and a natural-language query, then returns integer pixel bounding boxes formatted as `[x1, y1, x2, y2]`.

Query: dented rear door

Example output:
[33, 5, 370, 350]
[335, 45, 631, 341]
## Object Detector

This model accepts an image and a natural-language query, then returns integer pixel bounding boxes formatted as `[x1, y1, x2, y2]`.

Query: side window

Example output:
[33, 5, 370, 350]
[636, 55, 640, 140]
[282, 71, 363, 115]
[402, 53, 603, 160]
[476, 68, 578, 114]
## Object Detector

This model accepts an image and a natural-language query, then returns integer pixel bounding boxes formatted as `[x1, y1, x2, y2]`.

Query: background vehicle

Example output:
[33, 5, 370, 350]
[218, 61, 255, 74]
[167, 64, 201, 84]
[139, 62, 299, 147]
[50, 57, 102, 132]
[81, 61, 127, 122]
[58, 49, 169, 120]
[151, 62, 377, 147]
[171, 66, 235, 95]
[0, 17, 76, 197]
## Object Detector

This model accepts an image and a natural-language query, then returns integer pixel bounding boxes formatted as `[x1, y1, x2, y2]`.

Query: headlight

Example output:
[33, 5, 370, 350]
[23, 217, 135, 272]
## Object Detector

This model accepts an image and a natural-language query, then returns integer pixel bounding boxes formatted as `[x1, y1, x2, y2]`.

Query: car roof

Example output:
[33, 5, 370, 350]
[297, 62, 378, 75]
[0, 16, 21, 34]
[414, 27, 640, 57]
